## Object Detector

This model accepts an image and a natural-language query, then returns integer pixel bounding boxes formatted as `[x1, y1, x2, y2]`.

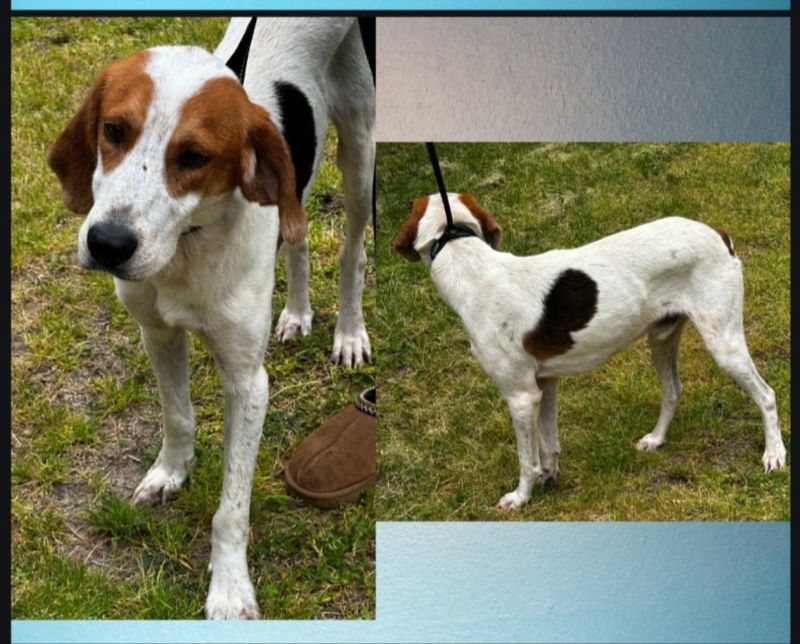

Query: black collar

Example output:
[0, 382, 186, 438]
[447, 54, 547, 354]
[430, 225, 478, 261]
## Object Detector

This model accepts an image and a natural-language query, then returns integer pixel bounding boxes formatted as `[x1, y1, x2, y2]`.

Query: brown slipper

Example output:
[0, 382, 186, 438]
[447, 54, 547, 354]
[284, 387, 376, 508]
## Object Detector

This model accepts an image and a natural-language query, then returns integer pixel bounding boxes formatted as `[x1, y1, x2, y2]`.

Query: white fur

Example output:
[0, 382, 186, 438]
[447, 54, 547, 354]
[77, 47, 235, 281]
[67, 19, 373, 619]
[407, 193, 786, 511]
[216, 18, 375, 365]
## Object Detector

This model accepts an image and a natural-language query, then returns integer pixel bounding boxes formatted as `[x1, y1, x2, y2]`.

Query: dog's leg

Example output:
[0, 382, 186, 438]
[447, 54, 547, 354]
[116, 281, 196, 505]
[275, 239, 313, 342]
[327, 23, 375, 367]
[131, 325, 196, 504]
[330, 131, 373, 367]
[637, 317, 687, 452]
[204, 350, 268, 620]
[497, 385, 543, 510]
[537, 377, 561, 480]
[694, 317, 786, 471]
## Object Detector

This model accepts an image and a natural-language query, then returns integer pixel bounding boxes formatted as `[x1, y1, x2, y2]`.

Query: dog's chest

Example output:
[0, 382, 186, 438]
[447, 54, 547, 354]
[153, 257, 273, 334]
[154, 286, 215, 331]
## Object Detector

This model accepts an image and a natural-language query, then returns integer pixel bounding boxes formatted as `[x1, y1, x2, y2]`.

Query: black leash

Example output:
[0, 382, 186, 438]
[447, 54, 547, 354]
[425, 143, 477, 261]
[358, 18, 377, 238]
[225, 17, 257, 84]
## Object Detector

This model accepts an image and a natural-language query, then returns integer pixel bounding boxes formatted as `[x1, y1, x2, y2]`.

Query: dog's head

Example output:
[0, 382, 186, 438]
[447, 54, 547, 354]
[393, 193, 502, 263]
[47, 46, 306, 281]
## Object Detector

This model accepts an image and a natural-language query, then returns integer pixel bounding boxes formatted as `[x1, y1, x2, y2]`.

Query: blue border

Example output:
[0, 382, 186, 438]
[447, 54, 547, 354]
[8, 7, 791, 644]
[9, 1, 792, 11]
[12, 523, 790, 643]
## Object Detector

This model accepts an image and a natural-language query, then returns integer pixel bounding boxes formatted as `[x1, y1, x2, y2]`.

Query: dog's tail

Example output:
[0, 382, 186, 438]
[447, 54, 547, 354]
[710, 226, 736, 258]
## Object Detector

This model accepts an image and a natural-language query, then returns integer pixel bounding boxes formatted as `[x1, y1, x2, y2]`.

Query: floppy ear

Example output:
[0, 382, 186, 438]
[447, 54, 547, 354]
[240, 104, 307, 246]
[392, 196, 429, 262]
[393, 232, 422, 262]
[459, 193, 502, 249]
[47, 76, 103, 214]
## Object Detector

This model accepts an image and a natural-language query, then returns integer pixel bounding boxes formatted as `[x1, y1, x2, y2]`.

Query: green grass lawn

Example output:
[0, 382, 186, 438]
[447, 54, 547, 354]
[11, 17, 375, 619]
[376, 142, 790, 521]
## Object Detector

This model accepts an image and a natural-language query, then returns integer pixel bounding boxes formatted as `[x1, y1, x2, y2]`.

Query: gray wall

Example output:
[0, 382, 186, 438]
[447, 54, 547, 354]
[376, 18, 790, 141]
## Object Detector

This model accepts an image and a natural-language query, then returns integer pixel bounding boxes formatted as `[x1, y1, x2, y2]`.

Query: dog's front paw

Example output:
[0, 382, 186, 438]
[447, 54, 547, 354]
[132, 452, 194, 505]
[276, 307, 313, 342]
[636, 433, 664, 452]
[763, 444, 786, 472]
[205, 566, 260, 620]
[496, 489, 529, 511]
[331, 320, 371, 368]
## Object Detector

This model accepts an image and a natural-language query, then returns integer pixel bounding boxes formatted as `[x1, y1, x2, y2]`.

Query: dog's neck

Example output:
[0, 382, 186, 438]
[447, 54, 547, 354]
[428, 236, 498, 320]
[430, 225, 478, 261]
[156, 194, 276, 295]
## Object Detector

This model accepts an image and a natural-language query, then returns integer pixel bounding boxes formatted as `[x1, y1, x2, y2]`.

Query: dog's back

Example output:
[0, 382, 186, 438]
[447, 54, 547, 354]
[429, 216, 742, 377]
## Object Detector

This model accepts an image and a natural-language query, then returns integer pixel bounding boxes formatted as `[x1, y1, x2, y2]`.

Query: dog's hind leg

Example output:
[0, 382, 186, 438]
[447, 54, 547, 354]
[497, 383, 543, 510]
[537, 377, 561, 480]
[326, 21, 375, 367]
[686, 253, 785, 471]
[637, 315, 687, 452]
[116, 281, 196, 506]
[693, 313, 785, 472]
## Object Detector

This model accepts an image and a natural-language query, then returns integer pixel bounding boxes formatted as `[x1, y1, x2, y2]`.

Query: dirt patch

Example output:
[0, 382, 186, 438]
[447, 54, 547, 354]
[25, 403, 161, 571]
[12, 279, 163, 570]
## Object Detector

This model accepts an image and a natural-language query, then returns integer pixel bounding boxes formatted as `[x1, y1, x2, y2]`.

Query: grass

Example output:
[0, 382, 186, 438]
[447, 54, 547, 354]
[375, 142, 790, 521]
[11, 17, 375, 619]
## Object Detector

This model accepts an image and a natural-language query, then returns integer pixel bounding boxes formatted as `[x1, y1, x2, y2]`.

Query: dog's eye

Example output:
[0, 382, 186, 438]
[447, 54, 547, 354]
[103, 123, 124, 145]
[179, 150, 211, 170]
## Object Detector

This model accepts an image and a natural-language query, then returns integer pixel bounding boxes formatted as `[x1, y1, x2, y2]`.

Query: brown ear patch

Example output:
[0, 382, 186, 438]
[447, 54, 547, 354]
[167, 77, 250, 199]
[47, 51, 153, 214]
[243, 100, 306, 246]
[523, 269, 598, 361]
[96, 52, 154, 175]
[47, 100, 99, 214]
[164, 76, 306, 246]
[393, 196, 429, 262]
[711, 226, 735, 257]
[458, 193, 502, 249]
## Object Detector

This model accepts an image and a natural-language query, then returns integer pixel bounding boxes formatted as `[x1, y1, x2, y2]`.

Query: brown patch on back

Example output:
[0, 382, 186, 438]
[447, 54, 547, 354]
[165, 77, 306, 245]
[457, 193, 502, 249]
[711, 226, 735, 256]
[47, 51, 153, 214]
[393, 196, 429, 262]
[523, 269, 598, 361]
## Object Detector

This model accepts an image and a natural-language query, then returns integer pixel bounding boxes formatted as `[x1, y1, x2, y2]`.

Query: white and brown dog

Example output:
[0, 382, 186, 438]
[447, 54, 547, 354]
[394, 193, 786, 510]
[48, 18, 374, 619]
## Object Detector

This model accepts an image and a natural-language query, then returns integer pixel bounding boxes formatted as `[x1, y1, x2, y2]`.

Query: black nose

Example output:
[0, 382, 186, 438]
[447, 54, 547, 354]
[87, 222, 138, 269]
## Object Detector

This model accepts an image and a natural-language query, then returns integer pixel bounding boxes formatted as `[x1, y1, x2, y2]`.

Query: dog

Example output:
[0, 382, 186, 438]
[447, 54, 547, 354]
[394, 193, 786, 511]
[47, 18, 374, 619]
